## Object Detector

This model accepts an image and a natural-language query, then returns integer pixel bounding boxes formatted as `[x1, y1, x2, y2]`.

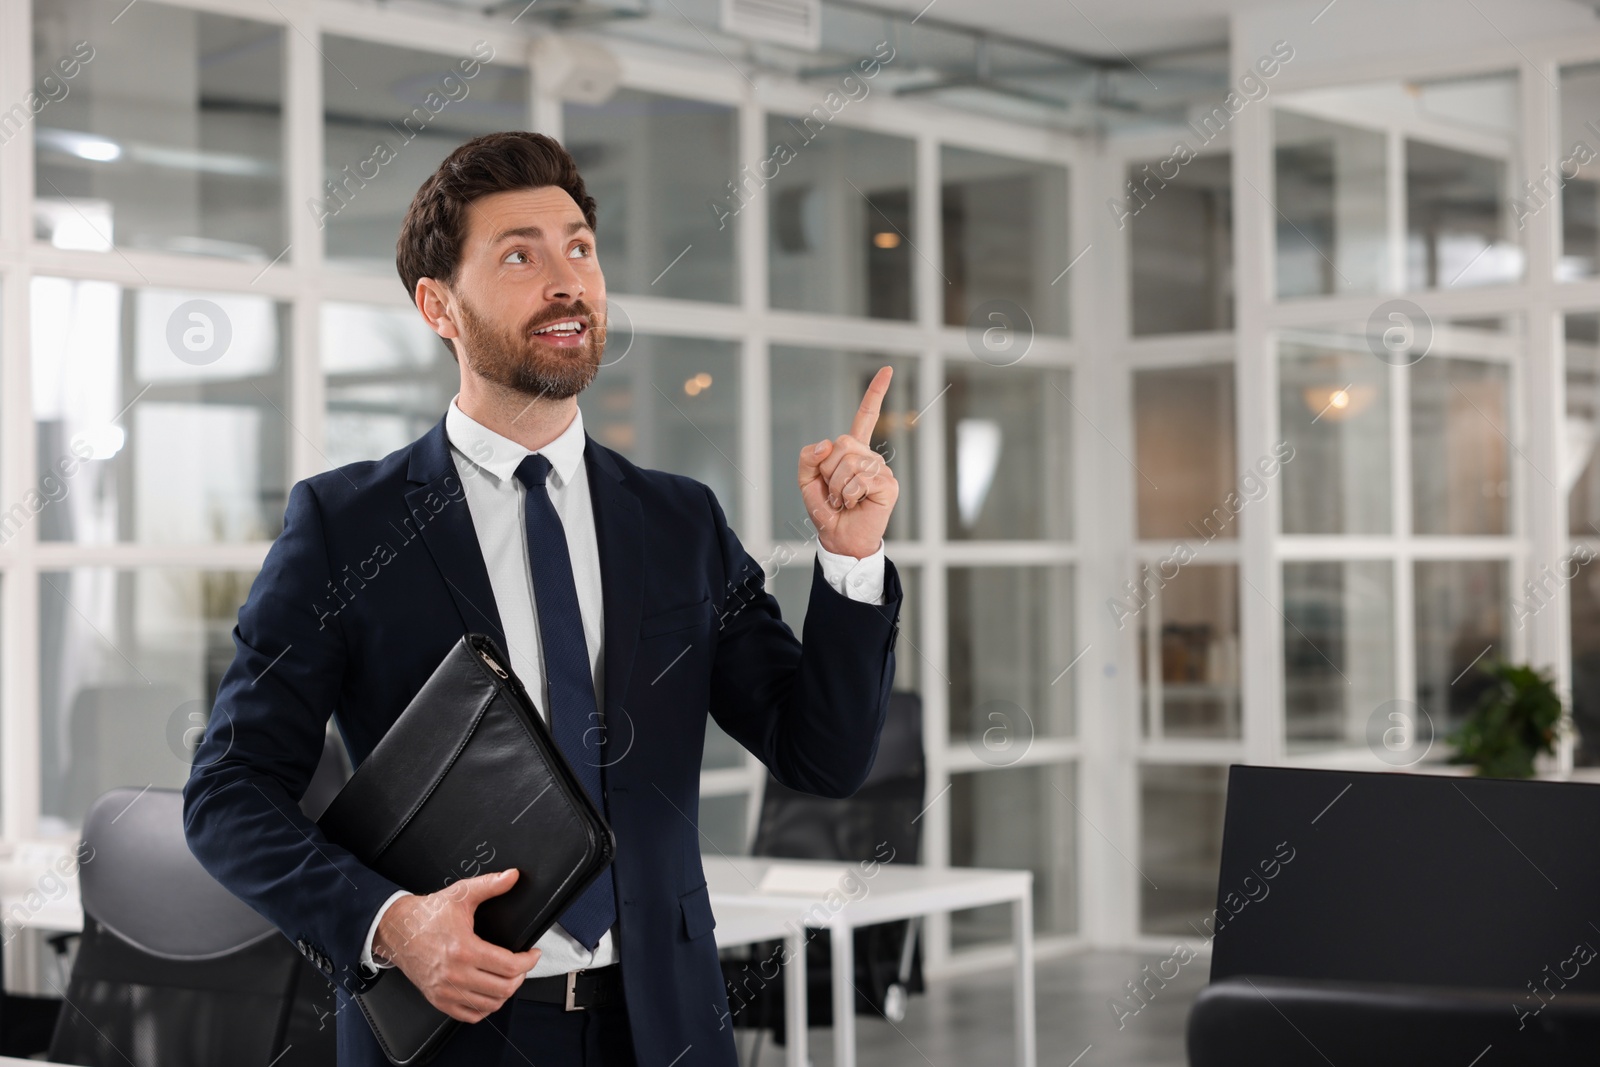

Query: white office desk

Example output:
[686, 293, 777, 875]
[1, 853, 84, 995]
[702, 855, 1036, 1067]
[5, 854, 1037, 1067]
[0, 895, 81, 934]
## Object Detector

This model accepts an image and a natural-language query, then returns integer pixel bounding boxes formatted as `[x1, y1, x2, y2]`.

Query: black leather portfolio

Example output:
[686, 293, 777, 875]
[316, 632, 616, 1066]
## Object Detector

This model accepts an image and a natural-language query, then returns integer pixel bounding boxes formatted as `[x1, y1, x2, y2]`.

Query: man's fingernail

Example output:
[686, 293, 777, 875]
[814, 441, 827, 455]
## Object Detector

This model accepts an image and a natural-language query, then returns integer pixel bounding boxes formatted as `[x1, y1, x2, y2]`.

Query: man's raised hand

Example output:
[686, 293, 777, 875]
[797, 365, 900, 558]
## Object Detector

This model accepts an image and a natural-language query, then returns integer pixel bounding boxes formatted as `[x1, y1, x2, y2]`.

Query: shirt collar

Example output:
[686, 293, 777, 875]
[445, 395, 586, 488]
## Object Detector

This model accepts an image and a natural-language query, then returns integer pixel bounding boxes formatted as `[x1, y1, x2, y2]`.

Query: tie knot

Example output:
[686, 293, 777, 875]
[514, 452, 553, 490]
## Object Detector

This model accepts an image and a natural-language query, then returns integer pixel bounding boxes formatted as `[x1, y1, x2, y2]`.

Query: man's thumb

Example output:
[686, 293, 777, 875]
[459, 868, 519, 903]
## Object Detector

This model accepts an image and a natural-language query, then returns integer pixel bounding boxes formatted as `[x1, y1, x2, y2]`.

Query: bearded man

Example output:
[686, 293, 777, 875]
[183, 131, 903, 1067]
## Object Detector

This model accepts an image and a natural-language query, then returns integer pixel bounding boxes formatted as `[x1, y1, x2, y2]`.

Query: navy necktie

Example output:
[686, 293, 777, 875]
[513, 452, 616, 951]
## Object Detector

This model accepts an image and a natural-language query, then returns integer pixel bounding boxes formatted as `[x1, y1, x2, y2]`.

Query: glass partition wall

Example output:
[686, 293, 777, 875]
[1108, 47, 1597, 950]
[1264, 68, 1528, 808]
[0, 0, 1083, 974]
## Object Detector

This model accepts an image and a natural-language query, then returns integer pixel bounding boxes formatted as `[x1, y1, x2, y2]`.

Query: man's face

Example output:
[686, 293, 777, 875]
[445, 185, 607, 400]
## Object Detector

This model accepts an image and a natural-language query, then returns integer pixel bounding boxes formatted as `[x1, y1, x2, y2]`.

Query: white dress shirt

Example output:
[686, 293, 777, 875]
[360, 396, 887, 978]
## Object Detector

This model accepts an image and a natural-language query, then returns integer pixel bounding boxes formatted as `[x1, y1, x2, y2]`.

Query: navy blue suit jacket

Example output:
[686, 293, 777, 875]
[181, 415, 902, 1067]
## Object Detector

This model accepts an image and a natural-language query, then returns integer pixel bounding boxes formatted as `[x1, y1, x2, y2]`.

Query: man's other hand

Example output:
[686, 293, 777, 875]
[372, 868, 542, 1022]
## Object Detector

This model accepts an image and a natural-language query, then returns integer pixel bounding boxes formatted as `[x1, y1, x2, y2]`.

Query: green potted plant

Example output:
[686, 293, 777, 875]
[1448, 660, 1562, 779]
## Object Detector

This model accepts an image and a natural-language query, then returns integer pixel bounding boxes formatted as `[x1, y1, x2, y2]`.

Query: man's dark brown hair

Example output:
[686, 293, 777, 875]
[396, 131, 598, 361]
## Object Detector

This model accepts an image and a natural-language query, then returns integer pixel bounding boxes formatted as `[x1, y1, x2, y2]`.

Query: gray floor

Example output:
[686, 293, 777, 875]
[735, 949, 1205, 1067]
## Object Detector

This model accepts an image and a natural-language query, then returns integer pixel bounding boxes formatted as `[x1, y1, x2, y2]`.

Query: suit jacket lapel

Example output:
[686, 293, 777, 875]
[404, 416, 506, 645]
[403, 415, 645, 733]
[584, 434, 644, 738]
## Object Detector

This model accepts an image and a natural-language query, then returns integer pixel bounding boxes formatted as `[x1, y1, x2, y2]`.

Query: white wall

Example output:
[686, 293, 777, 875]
[1238, 0, 1598, 87]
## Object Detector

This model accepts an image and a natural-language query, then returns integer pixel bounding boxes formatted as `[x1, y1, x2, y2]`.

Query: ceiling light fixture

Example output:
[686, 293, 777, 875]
[1302, 383, 1378, 422]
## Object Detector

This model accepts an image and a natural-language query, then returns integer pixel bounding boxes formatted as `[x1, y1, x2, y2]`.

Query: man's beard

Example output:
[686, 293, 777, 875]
[455, 295, 606, 401]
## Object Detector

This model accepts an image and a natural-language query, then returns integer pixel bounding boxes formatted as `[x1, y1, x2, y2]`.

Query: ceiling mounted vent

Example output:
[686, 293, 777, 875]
[720, 0, 821, 51]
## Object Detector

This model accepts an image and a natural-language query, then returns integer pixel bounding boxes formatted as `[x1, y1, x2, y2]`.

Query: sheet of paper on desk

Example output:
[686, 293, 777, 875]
[757, 863, 853, 896]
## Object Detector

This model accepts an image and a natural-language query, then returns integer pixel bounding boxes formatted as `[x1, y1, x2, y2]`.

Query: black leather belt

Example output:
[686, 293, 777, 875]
[515, 964, 623, 1011]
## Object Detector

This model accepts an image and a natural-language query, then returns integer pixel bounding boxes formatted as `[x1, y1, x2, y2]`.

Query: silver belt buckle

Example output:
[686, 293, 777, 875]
[564, 969, 585, 1011]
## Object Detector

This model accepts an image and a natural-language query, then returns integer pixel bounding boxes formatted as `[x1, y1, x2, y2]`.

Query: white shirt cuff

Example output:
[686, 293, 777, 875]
[815, 540, 886, 606]
[360, 889, 414, 972]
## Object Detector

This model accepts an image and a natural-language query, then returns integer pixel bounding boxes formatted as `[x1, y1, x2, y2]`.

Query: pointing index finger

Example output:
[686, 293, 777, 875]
[850, 366, 893, 443]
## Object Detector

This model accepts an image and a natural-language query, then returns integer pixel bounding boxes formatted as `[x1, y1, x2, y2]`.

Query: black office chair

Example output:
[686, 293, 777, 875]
[720, 690, 927, 1055]
[1186, 766, 1600, 1067]
[1188, 975, 1600, 1066]
[47, 728, 351, 1067]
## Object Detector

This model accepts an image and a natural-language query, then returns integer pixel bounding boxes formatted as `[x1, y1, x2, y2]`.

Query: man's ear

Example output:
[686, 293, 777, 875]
[416, 278, 460, 347]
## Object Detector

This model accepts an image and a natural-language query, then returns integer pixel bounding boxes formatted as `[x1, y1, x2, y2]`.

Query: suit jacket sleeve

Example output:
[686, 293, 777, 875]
[181, 479, 406, 994]
[702, 484, 902, 799]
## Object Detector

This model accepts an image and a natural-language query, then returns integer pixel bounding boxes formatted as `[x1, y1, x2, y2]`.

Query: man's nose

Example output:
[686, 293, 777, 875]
[544, 258, 585, 302]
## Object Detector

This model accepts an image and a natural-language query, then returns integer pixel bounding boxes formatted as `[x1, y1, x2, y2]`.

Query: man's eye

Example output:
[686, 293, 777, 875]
[505, 250, 529, 264]
[569, 242, 591, 259]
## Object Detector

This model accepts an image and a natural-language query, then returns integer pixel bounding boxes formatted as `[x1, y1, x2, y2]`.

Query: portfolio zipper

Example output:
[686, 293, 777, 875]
[478, 647, 509, 680]
[477, 641, 542, 725]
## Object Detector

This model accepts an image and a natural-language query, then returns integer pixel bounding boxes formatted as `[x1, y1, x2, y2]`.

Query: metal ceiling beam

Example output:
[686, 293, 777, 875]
[821, 0, 1226, 74]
